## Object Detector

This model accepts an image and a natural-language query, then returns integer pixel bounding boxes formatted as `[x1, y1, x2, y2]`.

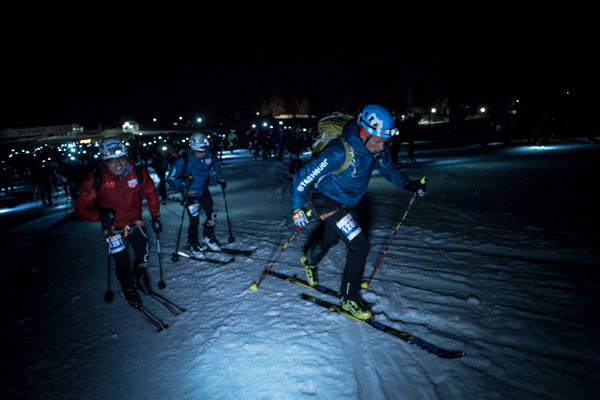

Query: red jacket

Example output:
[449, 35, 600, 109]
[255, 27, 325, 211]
[75, 160, 160, 228]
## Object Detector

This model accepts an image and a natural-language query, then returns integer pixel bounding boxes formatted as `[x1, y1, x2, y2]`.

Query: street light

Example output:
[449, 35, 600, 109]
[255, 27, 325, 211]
[429, 108, 436, 126]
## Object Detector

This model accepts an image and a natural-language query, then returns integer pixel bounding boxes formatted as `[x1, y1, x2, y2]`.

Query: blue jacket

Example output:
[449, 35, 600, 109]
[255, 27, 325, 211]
[167, 147, 223, 198]
[290, 121, 409, 210]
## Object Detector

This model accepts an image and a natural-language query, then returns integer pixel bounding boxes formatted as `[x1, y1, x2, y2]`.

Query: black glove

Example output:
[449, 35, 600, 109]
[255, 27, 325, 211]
[220, 179, 227, 190]
[404, 178, 427, 196]
[98, 208, 115, 228]
[151, 216, 162, 234]
[184, 175, 194, 188]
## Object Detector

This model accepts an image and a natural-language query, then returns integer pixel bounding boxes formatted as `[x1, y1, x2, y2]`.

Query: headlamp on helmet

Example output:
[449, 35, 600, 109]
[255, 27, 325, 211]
[189, 132, 210, 151]
[99, 138, 127, 160]
[357, 104, 398, 139]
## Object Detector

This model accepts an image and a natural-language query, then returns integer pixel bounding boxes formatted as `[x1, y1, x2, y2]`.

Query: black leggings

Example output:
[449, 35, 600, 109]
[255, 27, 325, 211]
[110, 223, 149, 291]
[185, 191, 216, 245]
[306, 192, 369, 301]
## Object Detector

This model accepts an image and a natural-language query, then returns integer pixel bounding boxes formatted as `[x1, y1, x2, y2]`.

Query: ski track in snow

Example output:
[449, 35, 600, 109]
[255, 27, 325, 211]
[2, 141, 599, 399]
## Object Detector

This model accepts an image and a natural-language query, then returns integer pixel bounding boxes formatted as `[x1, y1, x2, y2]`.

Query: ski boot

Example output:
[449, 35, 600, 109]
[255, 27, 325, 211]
[123, 288, 142, 309]
[342, 298, 373, 320]
[203, 235, 221, 252]
[190, 243, 206, 260]
[133, 267, 151, 295]
[301, 255, 318, 287]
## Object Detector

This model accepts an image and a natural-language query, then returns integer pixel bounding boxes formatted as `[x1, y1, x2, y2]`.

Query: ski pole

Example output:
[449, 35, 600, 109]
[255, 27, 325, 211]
[222, 186, 234, 243]
[250, 210, 312, 291]
[172, 181, 191, 262]
[156, 232, 166, 289]
[363, 177, 426, 289]
[104, 230, 114, 302]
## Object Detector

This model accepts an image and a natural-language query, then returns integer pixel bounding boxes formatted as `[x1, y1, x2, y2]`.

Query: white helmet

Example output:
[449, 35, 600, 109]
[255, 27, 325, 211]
[189, 132, 210, 151]
[99, 138, 127, 160]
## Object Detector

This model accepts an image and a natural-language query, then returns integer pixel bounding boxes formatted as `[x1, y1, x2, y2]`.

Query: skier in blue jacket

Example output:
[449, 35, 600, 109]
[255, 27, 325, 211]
[167, 133, 226, 259]
[290, 104, 426, 319]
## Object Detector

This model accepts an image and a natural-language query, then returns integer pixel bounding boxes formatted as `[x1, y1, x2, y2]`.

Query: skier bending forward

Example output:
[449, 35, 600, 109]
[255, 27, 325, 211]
[290, 104, 426, 320]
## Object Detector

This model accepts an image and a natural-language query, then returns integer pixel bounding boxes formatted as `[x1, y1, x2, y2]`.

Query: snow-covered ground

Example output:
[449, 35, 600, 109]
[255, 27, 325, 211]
[2, 139, 599, 400]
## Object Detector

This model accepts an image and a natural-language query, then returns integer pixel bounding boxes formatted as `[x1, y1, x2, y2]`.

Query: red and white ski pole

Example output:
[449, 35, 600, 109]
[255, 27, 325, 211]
[362, 177, 426, 289]
[250, 210, 312, 291]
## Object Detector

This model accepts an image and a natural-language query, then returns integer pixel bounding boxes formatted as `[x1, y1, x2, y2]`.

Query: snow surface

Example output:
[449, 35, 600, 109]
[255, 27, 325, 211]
[2, 140, 599, 400]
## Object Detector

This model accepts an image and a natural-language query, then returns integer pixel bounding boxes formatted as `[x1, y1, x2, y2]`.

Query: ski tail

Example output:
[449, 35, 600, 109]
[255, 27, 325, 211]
[147, 291, 186, 315]
[301, 293, 466, 359]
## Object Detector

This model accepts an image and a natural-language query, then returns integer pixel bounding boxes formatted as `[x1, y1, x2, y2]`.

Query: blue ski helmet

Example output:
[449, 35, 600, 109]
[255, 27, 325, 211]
[357, 104, 398, 139]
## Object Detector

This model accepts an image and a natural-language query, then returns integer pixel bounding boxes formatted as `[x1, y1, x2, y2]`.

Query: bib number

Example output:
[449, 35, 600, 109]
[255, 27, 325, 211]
[108, 234, 126, 254]
[188, 202, 200, 217]
[336, 214, 362, 241]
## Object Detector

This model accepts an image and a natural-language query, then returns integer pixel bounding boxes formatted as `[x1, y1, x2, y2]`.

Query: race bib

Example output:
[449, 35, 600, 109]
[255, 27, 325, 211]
[336, 214, 362, 241]
[188, 202, 200, 217]
[108, 234, 126, 254]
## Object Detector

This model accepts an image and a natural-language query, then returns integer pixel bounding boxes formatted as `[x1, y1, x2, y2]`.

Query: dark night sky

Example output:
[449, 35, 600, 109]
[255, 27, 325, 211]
[3, 7, 596, 132]
[3, 43, 591, 131]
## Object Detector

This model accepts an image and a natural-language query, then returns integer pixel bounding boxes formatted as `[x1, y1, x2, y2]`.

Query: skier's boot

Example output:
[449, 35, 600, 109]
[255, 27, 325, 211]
[123, 288, 142, 309]
[203, 235, 221, 252]
[342, 298, 373, 320]
[190, 243, 206, 260]
[301, 255, 318, 287]
[133, 266, 151, 295]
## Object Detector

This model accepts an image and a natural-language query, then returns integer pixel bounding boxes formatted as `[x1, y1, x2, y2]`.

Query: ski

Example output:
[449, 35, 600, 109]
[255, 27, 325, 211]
[139, 306, 169, 332]
[301, 293, 465, 359]
[119, 291, 169, 332]
[268, 270, 342, 299]
[146, 291, 186, 315]
[206, 247, 254, 256]
[181, 244, 253, 257]
[173, 250, 235, 265]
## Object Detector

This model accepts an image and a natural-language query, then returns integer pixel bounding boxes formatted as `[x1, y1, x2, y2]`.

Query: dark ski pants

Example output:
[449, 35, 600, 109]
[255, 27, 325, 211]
[110, 223, 149, 291]
[185, 191, 216, 245]
[306, 192, 369, 302]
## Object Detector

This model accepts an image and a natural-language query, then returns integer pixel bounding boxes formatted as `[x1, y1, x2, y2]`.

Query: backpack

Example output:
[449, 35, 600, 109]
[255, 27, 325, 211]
[93, 164, 145, 193]
[311, 112, 356, 174]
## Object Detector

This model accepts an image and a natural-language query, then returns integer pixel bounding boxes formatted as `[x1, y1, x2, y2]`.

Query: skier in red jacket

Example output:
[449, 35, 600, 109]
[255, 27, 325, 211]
[75, 138, 162, 308]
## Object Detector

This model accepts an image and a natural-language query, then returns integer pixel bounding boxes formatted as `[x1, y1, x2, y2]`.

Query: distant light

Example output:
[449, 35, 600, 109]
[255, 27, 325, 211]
[197, 118, 202, 123]
[431, 108, 436, 113]
[480, 107, 486, 113]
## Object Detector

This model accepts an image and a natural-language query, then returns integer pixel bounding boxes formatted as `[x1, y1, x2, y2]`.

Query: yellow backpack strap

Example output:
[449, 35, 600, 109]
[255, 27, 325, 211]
[332, 137, 354, 174]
